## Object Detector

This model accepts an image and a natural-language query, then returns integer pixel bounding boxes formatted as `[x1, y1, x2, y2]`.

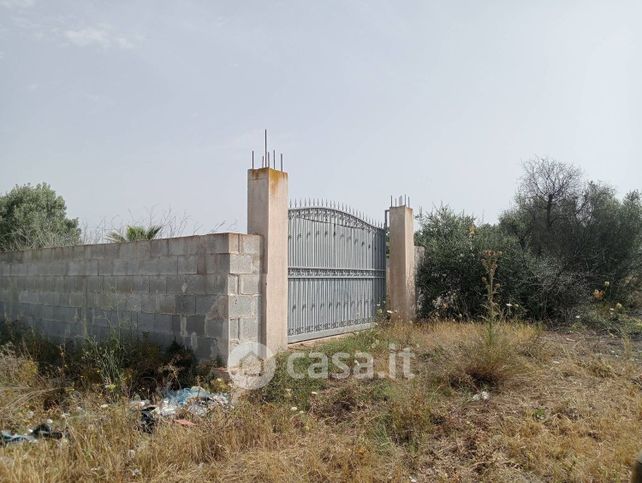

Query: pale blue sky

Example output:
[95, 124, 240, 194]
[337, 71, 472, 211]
[1, 0, 640, 236]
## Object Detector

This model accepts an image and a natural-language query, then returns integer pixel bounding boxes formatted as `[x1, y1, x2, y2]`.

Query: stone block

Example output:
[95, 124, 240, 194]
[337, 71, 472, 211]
[194, 337, 221, 361]
[177, 255, 203, 275]
[68, 260, 98, 276]
[195, 294, 216, 314]
[239, 274, 260, 295]
[176, 294, 196, 314]
[113, 259, 133, 276]
[228, 318, 239, 340]
[141, 294, 158, 313]
[115, 276, 148, 293]
[98, 259, 114, 276]
[68, 291, 85, 307]
[148, 276, 166, 294]
[186, 314, 205, 335]
[229, 254, 254, 274]
[87, 243, 119, 259]
[240, 235, 262, 255]
[119, 240, 151, 259]
[154, 313, 173, 333]
[239, 317, 259, 340]
[206, 233, 239, 254]
[168, 236, 206, 256]
[138, 257, 177, 275]
[208, 254, 254, 274]
[228, 295, 255, 318]
[206, 274, 237, 295]
[138, 312, 155, 332]
[195, 294, 226, 318]
[150, 239, 169, 257]
[157, 294, 176, 313]
[125, 293, 143, 312]
[204, 318, 226, 338]
[103, 276, 117, 292]
[87, 276, 103, 292]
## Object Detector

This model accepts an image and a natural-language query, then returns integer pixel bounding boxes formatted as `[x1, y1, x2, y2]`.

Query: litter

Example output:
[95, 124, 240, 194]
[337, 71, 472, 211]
[174, 419, 196, 427]
[1, 423, 64, 446]
[472, 391, 490, 402]
[133, 386, 231, 432]
[157, 386, 230, 417]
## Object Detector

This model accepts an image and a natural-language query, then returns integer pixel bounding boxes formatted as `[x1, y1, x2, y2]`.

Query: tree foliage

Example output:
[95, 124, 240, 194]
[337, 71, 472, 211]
[106, 225, 163, 243]
[0, 183, 80, 252]
[416, 158, 642, 322]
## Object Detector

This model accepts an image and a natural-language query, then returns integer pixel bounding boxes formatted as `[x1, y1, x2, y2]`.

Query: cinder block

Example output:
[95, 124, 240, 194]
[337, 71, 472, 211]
[195, 294, 217, 315]
[240, 235, 262, 255]
[228, 295, 256, 318]
[115, 276, 148, 293]
[67, 260, 98, 276]
[229, 254, 254, 274]
[119, 240, 151, 259]
[87, 276, 103, 292]
[125, 293, 143, 312]
[204, 318, 226, 338]
[239, 317, 259, 340]
[68, 291, 85, 307]
[176, 294, 196, 314]
[98, 259, 114, 276]
[168, 236, 206, 256]
[208, 254, 254, 274]
[154, 313, 173, 333]
[113, 259, 133, 276]
[138, 312, 155, 332]
[166, 275, 207, 295]
[186, 314, 205, 335]
[103, 277, 117, 292]
[138, 257, 177, 275]
[194, 337, 220, 361]
[157, 294, 176, 313]
[10, 264, 27, 276]
[148, 276, 166, 294]
[177, 255, 201, 275]
[228, 318, 239, 340]
[150, 239, 169, 257]
[206, 274, 237, 295]
[141, 294, 158, 313]
[239, 274, 260, 295]
[251, 254, 261, 273]
[87, 243, 119, 259]
[206, 233, 240, 254]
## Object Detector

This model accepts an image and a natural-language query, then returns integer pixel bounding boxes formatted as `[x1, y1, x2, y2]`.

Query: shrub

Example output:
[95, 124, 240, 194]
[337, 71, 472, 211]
[415, 159, 642, 324]
[0, 183, 80, 251]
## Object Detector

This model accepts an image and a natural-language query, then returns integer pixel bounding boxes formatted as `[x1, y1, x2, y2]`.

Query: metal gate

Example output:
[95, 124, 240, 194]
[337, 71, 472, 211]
[287, 200, 386, 342]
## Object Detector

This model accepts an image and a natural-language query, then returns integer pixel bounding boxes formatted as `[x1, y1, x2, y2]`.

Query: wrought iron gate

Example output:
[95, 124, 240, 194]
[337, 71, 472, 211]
[287, 201, 386, 342]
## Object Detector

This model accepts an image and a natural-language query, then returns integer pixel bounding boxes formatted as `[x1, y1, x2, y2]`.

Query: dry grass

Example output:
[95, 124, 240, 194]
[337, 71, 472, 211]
[1, 321, 641, 482]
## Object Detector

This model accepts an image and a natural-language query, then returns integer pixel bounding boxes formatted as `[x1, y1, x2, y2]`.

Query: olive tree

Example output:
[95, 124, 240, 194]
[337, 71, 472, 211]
[0, 183, 80, 252]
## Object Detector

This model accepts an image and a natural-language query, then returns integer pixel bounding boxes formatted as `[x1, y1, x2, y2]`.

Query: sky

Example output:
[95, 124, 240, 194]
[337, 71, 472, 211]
[1, 0, 641, 238]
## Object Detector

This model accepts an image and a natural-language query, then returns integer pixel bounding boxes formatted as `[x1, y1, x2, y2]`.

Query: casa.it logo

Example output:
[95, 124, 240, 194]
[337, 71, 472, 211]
[227, 342, 276, 390]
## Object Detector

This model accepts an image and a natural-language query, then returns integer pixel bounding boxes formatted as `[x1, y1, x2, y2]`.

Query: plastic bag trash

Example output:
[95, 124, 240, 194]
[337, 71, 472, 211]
[472, 390, 490, 402]
[31, 423, 63, 440]
[1, 431, 35, 445]
[158, 386, 230, 417]
[1, 423, 63, 445]
[138, 406, 157, 434]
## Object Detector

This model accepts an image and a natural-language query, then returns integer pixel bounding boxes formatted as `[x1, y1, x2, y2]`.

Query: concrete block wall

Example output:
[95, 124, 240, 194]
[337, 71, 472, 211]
[0, 233, 262, 362]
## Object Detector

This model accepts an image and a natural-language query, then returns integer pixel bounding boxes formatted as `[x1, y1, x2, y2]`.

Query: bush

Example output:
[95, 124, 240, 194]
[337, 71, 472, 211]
[415, 159, 642, 324]
[0, 183, 80, 251]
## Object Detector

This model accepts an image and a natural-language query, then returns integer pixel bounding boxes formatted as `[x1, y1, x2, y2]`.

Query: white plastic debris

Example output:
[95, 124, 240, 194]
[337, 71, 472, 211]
[472, 390, 490, 401]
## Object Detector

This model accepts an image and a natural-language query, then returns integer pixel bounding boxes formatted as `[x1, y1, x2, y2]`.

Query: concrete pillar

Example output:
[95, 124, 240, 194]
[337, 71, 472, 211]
[247, 167, 289, 354]
[388, 205, 415, 321]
